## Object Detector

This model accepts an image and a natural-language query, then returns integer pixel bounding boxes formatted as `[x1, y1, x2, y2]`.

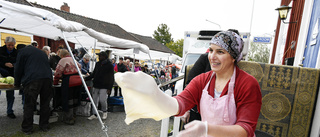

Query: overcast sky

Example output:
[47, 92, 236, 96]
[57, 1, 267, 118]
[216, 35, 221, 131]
[31, 0, 281, 40]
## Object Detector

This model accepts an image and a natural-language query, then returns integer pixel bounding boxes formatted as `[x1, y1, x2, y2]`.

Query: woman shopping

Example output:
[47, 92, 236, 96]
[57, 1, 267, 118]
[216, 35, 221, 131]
[86, 51, 114, 120]
[53, 49, 82, 125]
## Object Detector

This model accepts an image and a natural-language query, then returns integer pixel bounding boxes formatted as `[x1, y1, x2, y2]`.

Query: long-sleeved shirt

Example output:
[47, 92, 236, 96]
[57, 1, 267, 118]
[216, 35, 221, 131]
[85, 59, 114, 90]
[0, 45, 18, 76]
[79, 59, 90, 74]
[117, 63, 128, 72]
[14, 46, 52, 86]
[174, 66, 262, 137]
[53, 56, 81, 85]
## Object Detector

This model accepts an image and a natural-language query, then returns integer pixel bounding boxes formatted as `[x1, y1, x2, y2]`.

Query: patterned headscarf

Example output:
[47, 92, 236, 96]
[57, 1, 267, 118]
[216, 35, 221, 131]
[210, 31, 244, 63]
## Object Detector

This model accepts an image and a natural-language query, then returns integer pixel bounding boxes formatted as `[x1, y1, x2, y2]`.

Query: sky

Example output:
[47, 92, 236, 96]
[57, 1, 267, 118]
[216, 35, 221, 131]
[31, 0, 281, 41]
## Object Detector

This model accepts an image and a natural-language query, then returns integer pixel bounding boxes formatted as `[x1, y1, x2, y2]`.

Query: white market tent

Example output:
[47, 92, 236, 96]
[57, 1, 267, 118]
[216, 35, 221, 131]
[0, 1, 182, 136]
[0, 1, 158, 136]
[112, 48, 181, 62]
[0, 0, 149, 54]
[0, 0, 181, 61]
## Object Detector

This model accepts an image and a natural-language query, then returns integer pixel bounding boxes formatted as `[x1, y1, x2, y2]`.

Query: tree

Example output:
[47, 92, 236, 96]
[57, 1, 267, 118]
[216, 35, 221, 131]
[247, 42, 270, 63]
[166, 39, 183, 57]
[153, 24, 173, 45]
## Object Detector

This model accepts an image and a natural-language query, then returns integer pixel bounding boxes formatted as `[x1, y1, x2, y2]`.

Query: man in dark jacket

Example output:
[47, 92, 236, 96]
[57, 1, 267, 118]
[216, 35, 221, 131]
[14, 44, 53, 134]
[114, 58, 127, 97]
[117, 58, 128, 72]
[86, 51, 114, 120]
[0, 36, 18, 119]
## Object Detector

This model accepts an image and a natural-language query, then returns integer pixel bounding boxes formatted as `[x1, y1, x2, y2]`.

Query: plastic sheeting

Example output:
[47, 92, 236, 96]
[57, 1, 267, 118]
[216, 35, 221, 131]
[0, 0, 149, 54]
[112, 48, 181, 62]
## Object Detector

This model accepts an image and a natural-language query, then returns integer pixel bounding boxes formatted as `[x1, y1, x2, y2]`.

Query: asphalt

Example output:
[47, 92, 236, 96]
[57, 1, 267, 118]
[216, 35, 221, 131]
[0, 90, 167, 137]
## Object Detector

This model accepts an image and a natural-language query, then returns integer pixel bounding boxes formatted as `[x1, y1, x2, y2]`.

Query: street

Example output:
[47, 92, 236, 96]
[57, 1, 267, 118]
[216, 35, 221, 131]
[0, 90, 163, 137]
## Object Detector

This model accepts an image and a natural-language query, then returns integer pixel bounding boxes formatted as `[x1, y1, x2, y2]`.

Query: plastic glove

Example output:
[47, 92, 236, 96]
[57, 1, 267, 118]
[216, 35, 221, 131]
[177, 120, 208, 137]
[180, 110, 190, 123]
[115, 71, 179, 125]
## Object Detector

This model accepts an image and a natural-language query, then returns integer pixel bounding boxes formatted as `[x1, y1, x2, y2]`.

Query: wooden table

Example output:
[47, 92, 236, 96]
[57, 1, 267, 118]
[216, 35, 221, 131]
[0, 83, 18, 90]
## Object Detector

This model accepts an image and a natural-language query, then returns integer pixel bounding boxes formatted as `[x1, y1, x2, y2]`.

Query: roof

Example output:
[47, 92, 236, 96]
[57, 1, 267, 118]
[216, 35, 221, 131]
[4, 0, 175, 54]
[30, 3, 142, 44]
[130, 33, 175, 54]
[4, 0, 31, 6]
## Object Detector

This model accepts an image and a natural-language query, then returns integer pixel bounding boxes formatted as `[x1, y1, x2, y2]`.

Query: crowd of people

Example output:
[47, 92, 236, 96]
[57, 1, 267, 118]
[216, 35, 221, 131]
[0, 37, 54, 134]
[0, 36, 179, 135]
[112, 58, 179, 95]
[0, 36, 107, 134]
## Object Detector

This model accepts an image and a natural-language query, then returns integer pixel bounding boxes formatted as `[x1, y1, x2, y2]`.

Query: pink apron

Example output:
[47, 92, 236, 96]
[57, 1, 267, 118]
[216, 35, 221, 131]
[200, 67, 237, 136]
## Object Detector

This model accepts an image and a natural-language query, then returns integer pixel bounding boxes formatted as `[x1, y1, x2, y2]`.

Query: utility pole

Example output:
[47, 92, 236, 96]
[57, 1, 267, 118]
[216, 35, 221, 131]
[205, 19, 221, 29]
[246, 0, 255, 61]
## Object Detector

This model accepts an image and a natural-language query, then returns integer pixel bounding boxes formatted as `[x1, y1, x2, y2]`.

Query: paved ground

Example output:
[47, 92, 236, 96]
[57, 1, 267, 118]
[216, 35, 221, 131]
[0, 90, 170, 137]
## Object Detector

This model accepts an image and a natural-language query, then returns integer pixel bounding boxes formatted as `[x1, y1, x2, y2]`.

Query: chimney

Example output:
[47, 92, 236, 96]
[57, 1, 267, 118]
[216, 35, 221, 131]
[60, 3, 70, 12]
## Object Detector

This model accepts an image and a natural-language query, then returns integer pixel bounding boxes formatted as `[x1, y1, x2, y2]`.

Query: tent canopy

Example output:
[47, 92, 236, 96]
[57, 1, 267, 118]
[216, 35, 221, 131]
[112, 48, 181, 62]
[0, 0, 149, 53]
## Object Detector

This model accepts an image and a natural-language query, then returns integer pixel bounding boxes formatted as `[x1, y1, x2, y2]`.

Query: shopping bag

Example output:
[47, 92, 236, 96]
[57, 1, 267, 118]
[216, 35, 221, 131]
[69, 75, 83, 87]
[75, 101, 91, 116]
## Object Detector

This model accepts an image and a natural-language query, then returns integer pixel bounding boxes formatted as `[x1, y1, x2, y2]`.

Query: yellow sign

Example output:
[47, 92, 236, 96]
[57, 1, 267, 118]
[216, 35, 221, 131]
[1, 33, 31, 47]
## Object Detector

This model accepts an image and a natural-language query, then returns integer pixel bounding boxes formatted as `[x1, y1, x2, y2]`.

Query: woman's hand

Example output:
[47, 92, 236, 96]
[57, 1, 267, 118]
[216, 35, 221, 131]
[177, 120, 207, 137]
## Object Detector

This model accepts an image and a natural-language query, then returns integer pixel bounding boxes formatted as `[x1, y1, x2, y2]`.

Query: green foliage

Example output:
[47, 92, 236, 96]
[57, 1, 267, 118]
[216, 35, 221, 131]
[153, 24, 184, 57]
[153, 24, 174, 45]
[247, 42, 270, 63]
[166, 39, 183, 57]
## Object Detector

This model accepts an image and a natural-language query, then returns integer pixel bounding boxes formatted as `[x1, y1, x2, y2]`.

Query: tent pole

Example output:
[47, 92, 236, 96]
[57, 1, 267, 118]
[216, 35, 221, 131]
[93, 39, 97, 56]
[132, 53, 135, 72]
[61, 31, 109, 137]
[91, 39, 98, 71]
[148, 54, 163, 90]
[74, 36, 92, 57]
[148, 53, 168, 137]
[74, 36, 96, 73]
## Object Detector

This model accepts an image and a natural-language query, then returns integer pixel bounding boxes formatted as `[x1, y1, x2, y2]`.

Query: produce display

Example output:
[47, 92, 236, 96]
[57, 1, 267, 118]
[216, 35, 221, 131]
[0, 76, 14, 84]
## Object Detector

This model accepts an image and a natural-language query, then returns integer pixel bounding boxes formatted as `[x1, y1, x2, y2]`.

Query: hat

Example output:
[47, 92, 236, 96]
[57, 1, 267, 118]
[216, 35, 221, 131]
[31, 41, 37, 44]
[31, 41, 38, 46]
[209, 31, 244, 62]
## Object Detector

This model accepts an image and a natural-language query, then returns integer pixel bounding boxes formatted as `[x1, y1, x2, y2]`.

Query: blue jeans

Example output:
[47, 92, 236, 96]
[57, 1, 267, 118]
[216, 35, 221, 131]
[6, 90, 15, 114]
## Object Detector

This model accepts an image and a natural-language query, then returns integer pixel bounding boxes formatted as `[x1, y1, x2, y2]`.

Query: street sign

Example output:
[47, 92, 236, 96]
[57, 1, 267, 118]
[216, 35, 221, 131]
[253, 37, 272, 44]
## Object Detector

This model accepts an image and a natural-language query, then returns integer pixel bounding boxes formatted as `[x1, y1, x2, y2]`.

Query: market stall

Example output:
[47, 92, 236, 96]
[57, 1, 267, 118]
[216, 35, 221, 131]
[0, 1, 151, 136]
[0, 83, 15, 90]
